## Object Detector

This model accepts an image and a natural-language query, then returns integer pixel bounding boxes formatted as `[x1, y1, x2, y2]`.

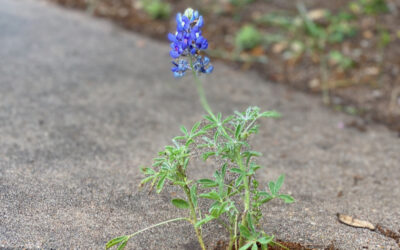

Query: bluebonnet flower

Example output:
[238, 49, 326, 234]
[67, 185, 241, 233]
[168, 8, 213, 78]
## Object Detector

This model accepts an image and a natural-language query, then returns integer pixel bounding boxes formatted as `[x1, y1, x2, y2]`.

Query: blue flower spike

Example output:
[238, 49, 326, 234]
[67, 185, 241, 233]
[168, 8, 213, 78]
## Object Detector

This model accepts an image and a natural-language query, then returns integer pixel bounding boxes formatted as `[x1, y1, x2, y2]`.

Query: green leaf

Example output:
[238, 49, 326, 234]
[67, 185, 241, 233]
[278, 194, 295, 203]
[173, 136, 186, 141]
[268, 181, 276, 195]
[172, 181, 186, 187]
[202, 151, 216, 161]
[260, 111, 281, 118]
[234, 110, 244, 119]
[191, 121, 201, 135]
[251, 243, 258, 250]
[204, 115, 215, 123]
[258, 191, 270, 196]
[195, 215, 214, 228]
[202, 123, 216, 131]
[198, 179, 218, 188]
[214, 130, 220, 144]
[218, 201, 229, 214]
[235, 123, 243, 139]
[239, 224, 251, 239]
[249, 163, 261, 172]
[258, 235, 274, 245]
[106, 235, 129, 249]
[199, 191, 220, 201]
[243, 151, 262, 158]
[259, 196, 274, 204]
[156, 174, 167, 193]
[192, 131, 206, 138]
[210, 205, 220, 217]
[180, 125, 188, 136]
[141, 167, 155, 175]
[235, 174, 244, 187]
[171, 198, 190, 209]
[274, 174, 285, 193]
[222, 115, 234, 124]
[117, 240, 128, 250]
[247, 213, 255, 232]
[221, 163, 227, 178]
[217, 113, 222, 122]
[239, 241, 254, 250]
[140, 176, 154, 186]
[230, 168, 246, 175]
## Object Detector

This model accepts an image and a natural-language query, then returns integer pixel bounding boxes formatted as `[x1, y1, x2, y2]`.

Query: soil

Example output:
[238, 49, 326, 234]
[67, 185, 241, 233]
[47, 0, 400, 133]
[212, 239, 337, 250]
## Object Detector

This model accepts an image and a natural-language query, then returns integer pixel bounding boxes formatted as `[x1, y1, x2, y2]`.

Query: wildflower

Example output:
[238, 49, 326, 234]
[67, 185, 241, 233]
[168, 8, 213, 78]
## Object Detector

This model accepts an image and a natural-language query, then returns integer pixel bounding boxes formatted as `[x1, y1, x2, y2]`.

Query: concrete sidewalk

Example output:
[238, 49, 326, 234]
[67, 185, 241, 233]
[0, 0, 399, 249]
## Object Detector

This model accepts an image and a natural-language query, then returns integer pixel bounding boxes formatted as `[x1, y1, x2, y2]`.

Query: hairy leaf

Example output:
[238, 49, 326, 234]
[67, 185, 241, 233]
[171, 198, 190, 209]
[106, 235, 129, 249]
[195, 215, 214, 228]
[278, 194, 295, 203]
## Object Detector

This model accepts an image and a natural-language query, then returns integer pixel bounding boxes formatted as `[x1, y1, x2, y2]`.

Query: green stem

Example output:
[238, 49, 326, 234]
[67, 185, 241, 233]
[191, 63, 216, 120]
[127, 217, 189, 239]
[234, 213, 239, 250]
[228, 231, 235, 250]
[184, 185, 206, 250]
[236, 147, 250, 247]
[190, 61, 234, 143]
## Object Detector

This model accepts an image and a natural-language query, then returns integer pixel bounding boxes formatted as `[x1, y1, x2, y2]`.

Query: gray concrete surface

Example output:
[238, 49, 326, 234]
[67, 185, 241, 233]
[0, 0, 399, 249]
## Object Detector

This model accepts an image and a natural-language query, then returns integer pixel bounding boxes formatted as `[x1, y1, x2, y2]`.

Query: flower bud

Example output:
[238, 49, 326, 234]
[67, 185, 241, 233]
[183, 8, 194, 20]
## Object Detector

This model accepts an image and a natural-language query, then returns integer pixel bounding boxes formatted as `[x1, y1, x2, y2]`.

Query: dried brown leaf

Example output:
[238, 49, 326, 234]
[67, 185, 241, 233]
[337, 213, 375, 230]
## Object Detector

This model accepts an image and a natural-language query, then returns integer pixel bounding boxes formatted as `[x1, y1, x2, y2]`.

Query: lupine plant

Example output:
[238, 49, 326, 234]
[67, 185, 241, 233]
[106, 8, 294, 250]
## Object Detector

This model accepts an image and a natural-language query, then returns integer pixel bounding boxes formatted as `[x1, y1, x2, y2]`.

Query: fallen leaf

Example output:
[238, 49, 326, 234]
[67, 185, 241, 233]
[337, 213, 375, 230]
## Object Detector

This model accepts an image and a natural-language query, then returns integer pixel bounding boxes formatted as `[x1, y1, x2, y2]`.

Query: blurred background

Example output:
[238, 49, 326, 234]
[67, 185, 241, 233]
[49, 0, 400, 133]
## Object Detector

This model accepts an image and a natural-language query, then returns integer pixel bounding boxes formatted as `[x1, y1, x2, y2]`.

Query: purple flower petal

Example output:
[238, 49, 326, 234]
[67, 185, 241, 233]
[197, 16, 204, 28]
[168, 33, 176, 42]
[205, 65, 214, 74]
[170, 50, 180, 58]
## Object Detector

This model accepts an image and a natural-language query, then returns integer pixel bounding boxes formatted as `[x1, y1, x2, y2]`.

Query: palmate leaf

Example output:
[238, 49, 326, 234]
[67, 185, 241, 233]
[106, 235, 129, 249]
